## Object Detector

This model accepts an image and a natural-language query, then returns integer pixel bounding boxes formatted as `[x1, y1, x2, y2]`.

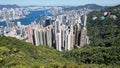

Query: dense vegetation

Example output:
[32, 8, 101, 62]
[0, 36, 69, 68]
[87, 5, 120, 47]
[0, 36, 112, 68]
[0, 5, 120, 68]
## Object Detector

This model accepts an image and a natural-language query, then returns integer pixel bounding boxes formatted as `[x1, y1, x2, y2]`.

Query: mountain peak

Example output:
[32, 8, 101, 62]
[0, 4, 20, 9]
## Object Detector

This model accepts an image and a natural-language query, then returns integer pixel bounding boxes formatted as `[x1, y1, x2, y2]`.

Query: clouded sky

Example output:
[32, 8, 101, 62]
[0, 0, 120, 6]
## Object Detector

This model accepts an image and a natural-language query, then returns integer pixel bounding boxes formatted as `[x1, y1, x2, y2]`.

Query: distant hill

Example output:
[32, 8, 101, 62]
[64, 4, 108, 11]
[0, 4, 20, 9]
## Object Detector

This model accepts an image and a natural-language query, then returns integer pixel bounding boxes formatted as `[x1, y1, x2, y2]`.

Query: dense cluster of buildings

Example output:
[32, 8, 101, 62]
[0, 21, 27, 39]
[26, 10, 90, 51]
[0, 8, 30, 22]
[0, 8, 90, 51]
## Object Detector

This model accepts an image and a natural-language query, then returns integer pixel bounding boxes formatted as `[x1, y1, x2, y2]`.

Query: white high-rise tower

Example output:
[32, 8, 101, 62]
[55, 19, 62, 51]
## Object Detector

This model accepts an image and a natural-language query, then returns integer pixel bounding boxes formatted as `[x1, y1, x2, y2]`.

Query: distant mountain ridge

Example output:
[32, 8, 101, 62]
[0, 4, 20, 9]
[64, 4, 108, 10]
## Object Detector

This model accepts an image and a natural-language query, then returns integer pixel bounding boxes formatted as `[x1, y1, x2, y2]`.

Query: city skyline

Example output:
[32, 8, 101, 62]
[0, 0, 120, 6]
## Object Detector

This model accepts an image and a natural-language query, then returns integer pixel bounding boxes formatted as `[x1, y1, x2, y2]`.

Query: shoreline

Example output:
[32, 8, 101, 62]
[0, 16, 26, 23]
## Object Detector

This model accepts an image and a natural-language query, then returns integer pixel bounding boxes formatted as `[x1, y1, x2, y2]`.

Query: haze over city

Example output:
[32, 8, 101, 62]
[0, 0, 120, 6]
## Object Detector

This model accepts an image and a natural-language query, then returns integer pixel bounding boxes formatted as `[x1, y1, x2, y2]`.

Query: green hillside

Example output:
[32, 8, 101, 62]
[87, 5, 120, 47]
[0, 36, 107, 68]
[0, 5, 120, 68]
[0, 35, 69, 68]
[0, 36, 120, 68]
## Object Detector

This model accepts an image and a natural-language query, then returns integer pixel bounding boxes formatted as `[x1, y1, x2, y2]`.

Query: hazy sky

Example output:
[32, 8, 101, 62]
[0, 0, 120, 6]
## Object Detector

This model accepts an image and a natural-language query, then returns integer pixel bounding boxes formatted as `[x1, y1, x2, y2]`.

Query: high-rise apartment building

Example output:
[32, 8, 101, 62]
[65, 25, 75, 50]
[80, 14, 90, 47]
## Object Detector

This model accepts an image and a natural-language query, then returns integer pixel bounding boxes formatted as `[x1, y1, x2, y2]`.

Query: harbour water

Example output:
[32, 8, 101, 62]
[0, 10, 52, 27]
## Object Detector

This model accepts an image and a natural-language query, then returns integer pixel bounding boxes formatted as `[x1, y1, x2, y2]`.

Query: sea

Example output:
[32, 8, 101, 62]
[0, 10, 52, 27]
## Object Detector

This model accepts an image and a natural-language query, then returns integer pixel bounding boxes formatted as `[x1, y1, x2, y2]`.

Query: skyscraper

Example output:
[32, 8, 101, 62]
[73, 22, 81, 46]
[56, 33, 62, 51]
[80, 14, 89, 47]
[34, 29, 40, 46]
[65, 25, 75, 50]
[45, 25, 53, 47]
[54, 19, 62, 51]
[27, 25, 35, 45]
